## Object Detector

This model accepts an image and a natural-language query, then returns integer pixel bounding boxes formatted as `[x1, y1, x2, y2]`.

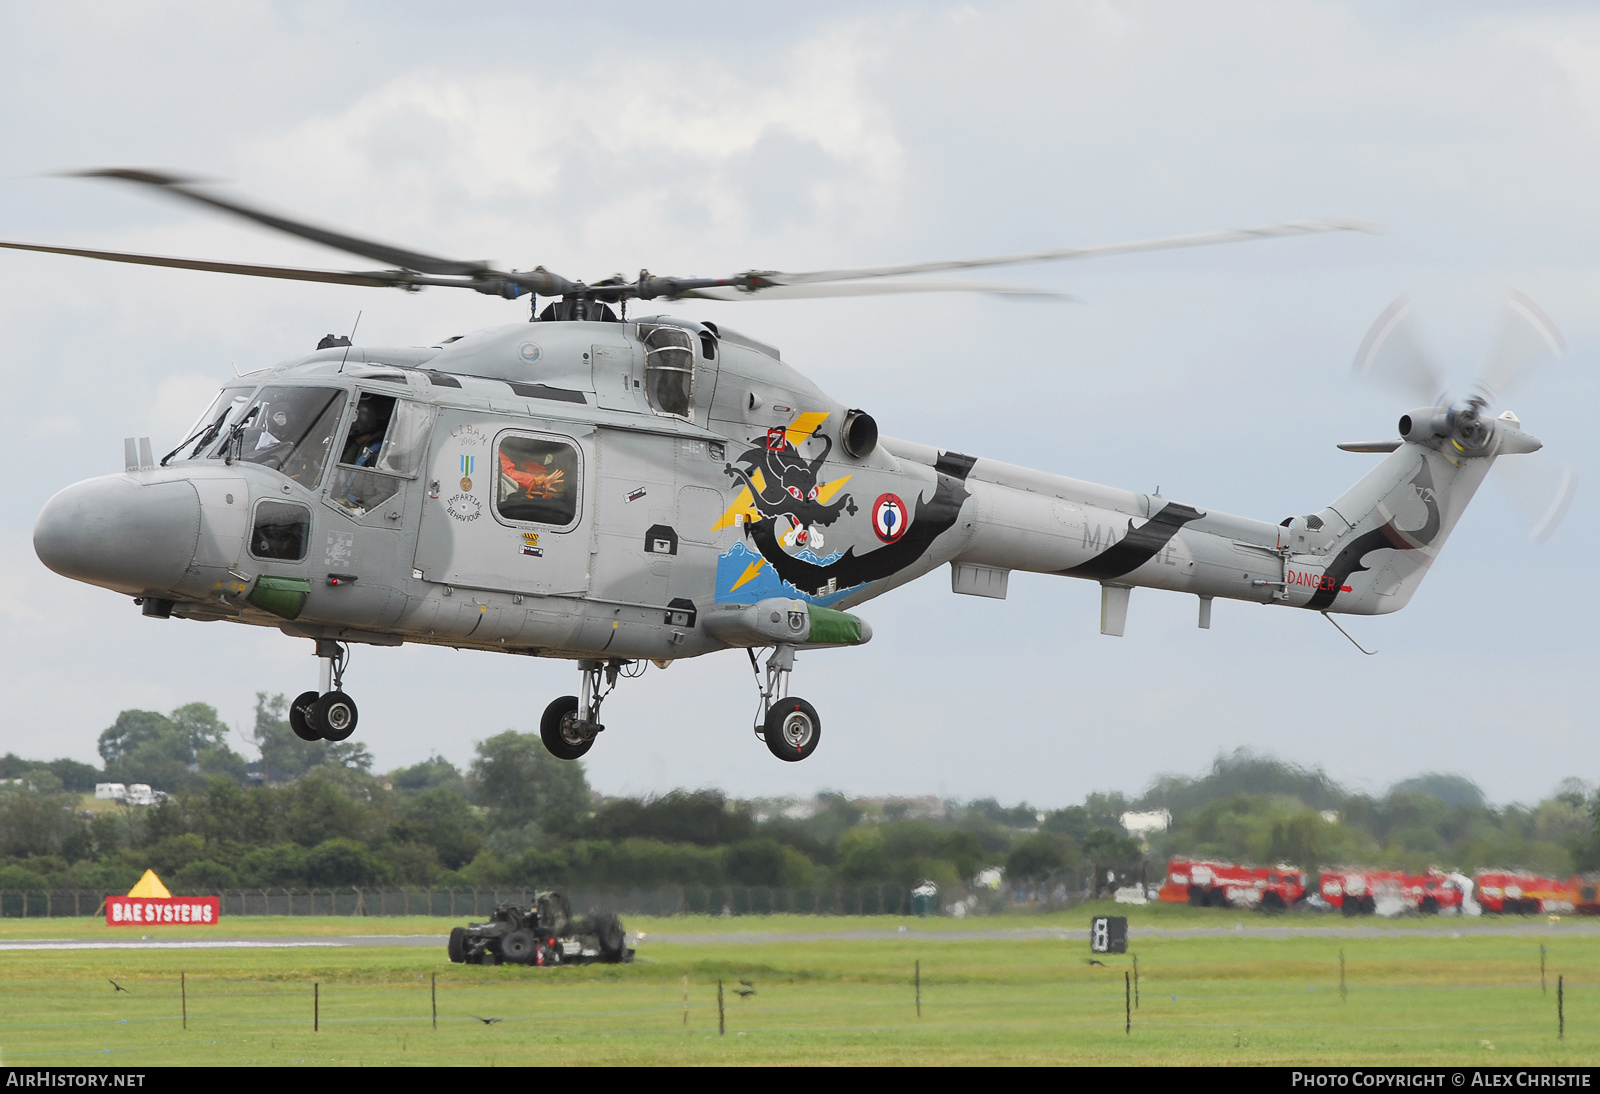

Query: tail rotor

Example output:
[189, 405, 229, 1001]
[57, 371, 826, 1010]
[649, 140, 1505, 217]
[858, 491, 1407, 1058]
[1350, 292, 1577, 544]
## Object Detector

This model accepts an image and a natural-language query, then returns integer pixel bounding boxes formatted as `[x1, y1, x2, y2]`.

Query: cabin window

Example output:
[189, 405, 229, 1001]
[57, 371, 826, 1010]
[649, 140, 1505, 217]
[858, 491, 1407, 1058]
[329, 394, 436, 514]
[495, 435, 580, 527]
[250, 500, 311, 561]
[229, 386, 344, 487]
[642, 324, 695, 419]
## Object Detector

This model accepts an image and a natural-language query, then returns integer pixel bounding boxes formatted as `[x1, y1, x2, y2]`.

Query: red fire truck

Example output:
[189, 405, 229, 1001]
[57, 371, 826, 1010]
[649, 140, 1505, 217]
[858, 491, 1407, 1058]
[1317, 869, 1467, 915]
[1158, 858, 1309, 910]
[1474, 871, 1575, 914]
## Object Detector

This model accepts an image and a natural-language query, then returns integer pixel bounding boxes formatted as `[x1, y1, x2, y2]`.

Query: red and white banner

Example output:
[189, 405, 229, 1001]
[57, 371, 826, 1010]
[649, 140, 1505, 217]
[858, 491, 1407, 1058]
[106, 896, 220, 926]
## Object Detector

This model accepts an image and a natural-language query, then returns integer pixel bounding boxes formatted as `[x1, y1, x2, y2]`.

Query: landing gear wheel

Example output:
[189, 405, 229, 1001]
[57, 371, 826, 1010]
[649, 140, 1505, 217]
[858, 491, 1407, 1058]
[313, 691, 358, 742]
[540, 695, 594, 760]
[763, 697, 821, 762]
[447, 926, 467, 964]
[289, 690, 322, 742]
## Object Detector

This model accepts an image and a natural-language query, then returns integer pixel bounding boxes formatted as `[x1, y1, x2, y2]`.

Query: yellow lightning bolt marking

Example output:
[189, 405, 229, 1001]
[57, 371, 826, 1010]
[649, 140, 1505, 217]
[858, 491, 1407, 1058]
[729, 559, 767, 591]
[786, 410, 830, 446]
[710, 469, 767, 531]
[815, 474, 851, 504]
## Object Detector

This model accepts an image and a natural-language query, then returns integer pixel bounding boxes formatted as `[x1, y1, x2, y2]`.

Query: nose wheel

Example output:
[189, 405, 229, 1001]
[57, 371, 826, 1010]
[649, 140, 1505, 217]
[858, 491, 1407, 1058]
[291, 641, 360, 742]
[749, 645, 822, 762]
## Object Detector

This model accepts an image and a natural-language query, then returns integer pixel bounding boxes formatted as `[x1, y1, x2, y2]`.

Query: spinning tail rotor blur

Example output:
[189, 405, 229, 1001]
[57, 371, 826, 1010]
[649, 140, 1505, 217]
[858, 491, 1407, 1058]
[1351, 292, 1577, 544]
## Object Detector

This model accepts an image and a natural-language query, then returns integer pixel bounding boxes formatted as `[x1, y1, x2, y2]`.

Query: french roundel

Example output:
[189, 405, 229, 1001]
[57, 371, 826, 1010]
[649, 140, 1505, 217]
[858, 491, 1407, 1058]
[872, 493, 908, 543]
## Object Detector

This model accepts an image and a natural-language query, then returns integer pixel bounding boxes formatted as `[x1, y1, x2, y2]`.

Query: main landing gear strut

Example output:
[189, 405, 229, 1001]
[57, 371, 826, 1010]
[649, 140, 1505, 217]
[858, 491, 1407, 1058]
[749, 644, 821, 763]
[535, 649, 822, 764]
[289, 640, 359, 743]
[540, 658, 644, 760]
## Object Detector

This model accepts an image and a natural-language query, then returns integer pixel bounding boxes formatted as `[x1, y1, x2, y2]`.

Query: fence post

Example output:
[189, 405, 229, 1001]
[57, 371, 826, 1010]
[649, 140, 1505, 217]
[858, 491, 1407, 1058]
[683, 975, 690, 1025]
[432, 973, 437, 1030]
[1542, 944, 1548, 993]
[1559, 975, 1565, 1040]
[915, 959, 921, 1018]
[718, 979, 725, 1035]
[1339, 948, 1347, 1001]
[181, 971, 187, 1031]
[314, 982, 319, 1032]
[1134, 954, 1140, 1009]
[1125, 971, 1131, 1034]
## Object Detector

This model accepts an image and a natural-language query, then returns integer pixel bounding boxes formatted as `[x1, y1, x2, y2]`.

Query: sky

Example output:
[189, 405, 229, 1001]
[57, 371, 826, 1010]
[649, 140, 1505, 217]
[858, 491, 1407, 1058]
[2, 1, 1598, 808]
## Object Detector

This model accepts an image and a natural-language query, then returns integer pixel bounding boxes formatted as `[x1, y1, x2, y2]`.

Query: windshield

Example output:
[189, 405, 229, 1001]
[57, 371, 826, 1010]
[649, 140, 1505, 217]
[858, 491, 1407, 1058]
[168, 386, 253, 463]
[230, 386, 345, 487]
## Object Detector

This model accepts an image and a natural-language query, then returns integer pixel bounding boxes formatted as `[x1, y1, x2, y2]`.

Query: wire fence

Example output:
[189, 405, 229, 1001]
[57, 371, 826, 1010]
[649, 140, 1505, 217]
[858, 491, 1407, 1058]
[0, 959, 1589, 1065]
[0, 871, 1099, 919]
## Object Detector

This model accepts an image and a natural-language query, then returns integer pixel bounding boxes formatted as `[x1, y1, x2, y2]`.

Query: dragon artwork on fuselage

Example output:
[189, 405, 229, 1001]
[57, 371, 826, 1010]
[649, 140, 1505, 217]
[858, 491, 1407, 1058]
[722, 426, 858, 545]
[712, 415, 975, 608]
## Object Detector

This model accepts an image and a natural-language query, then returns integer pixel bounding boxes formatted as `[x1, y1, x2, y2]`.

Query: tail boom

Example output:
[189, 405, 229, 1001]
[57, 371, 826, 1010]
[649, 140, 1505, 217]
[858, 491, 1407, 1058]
[911, 440, 1493, 622]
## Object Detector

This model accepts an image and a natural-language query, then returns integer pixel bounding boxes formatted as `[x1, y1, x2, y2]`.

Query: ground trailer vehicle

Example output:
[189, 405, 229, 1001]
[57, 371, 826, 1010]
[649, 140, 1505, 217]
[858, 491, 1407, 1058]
[446, 891, 634, 967]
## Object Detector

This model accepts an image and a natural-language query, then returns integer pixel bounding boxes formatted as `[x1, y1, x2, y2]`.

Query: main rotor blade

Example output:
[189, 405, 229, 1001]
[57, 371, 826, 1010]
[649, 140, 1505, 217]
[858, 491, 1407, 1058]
[744, 218, 1378, 288]
[1474, 290, 1564, 405]
[677, 278, 1068, 301]
[1351, 295, 1444, 404]
[67, 168, 491, 278]
[0, 238, 412, 287]
[1494, 454, 1577, 544]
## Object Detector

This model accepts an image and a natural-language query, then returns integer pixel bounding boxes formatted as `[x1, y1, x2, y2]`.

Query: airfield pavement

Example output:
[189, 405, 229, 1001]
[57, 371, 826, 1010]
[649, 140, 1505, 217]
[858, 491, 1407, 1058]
[0, 904, 1595, 1066]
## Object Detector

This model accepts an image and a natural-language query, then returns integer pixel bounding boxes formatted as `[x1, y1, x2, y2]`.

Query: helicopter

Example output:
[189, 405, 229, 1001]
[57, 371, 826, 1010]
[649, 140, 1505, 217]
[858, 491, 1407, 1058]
[7, 170, 1571, 763]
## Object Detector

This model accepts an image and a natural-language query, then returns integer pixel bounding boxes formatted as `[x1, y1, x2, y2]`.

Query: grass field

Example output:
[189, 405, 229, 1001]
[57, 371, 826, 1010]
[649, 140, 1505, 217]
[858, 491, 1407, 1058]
[0, 904, 1595, 1066]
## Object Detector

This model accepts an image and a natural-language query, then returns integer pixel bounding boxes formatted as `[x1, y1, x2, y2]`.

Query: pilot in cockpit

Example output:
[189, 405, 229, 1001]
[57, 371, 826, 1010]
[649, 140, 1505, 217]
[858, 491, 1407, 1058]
[334, 395, 393, 508]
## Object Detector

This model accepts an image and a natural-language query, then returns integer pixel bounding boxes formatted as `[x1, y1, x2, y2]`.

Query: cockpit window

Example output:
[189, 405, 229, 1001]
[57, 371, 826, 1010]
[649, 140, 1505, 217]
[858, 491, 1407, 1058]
[642, 325, 695, 419]
[229, 386, 344, 487]
[372, 399, 435, 477]
[168, 386, 253, 464]
[329, 394, 437, 514]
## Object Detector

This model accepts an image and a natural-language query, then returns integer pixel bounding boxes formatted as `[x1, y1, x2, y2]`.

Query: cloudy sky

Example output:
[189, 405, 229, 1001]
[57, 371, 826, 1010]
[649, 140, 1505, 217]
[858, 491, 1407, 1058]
[2, 1, 1597, 807]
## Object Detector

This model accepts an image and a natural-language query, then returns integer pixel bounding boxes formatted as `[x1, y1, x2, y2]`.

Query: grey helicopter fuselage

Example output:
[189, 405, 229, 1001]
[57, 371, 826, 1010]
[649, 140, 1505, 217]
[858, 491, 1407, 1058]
[7, 168, 1540, 762]
[34, 313, 1530, 677]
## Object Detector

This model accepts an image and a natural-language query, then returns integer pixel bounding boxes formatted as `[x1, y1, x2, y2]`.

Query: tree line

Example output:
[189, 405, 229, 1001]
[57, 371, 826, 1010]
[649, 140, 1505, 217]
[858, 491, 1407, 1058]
[0, 696, 1593, 895]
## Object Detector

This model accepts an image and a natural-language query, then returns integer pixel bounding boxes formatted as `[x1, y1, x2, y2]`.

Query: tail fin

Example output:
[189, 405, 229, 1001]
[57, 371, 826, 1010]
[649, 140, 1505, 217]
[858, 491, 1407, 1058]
[1303, 444, 1493, 615]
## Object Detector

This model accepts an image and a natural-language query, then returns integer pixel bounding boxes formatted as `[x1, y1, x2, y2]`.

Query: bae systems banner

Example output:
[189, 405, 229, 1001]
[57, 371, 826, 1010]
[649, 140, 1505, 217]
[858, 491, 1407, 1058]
[105, 896, 220, 926]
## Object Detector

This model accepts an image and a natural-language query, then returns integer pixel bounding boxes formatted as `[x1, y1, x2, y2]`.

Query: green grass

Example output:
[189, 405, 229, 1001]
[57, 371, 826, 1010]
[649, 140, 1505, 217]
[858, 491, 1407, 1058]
[0, 911, 1594, 1065]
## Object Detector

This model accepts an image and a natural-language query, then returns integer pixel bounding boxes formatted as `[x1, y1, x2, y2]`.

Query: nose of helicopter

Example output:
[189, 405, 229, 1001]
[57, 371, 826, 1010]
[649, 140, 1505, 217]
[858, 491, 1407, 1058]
[34, 474, 201, 595]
